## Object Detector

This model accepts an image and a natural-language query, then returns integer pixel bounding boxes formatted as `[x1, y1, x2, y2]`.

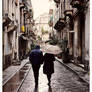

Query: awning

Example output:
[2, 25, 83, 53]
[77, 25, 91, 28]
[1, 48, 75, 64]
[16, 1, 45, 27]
[54, 18, 65, 31]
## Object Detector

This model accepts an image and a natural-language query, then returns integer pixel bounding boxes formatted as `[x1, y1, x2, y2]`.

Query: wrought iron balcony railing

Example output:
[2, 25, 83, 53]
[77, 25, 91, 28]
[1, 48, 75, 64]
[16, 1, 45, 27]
[3, 13, 12, 27]
[54, 18, 65, 31]
[70, 0, 86, 8]
[54, 0, 60, 4]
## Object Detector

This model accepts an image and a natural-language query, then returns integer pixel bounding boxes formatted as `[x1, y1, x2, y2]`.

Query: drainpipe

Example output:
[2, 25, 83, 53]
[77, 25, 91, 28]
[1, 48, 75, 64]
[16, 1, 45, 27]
[66, 16, 70, 47]
[16, 0, 20, 63]
[59, 0, 62, 18]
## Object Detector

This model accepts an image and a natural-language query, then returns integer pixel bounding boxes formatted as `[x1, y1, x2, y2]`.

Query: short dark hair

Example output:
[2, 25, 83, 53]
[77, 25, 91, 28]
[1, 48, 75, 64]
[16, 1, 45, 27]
[35, 45, 40, 49]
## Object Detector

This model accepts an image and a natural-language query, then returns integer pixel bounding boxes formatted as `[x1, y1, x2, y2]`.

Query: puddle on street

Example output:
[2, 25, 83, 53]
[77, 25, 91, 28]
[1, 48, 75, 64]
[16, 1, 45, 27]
[3, 63, 31, 92]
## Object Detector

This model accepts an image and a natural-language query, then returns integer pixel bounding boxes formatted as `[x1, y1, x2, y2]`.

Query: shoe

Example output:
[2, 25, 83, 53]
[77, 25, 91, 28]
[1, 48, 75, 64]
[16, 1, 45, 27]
[47, 82, 51, 86]
[35, 83, 38, 88]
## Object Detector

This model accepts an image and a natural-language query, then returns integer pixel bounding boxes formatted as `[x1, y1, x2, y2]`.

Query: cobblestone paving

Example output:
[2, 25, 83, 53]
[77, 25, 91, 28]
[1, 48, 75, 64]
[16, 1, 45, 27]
[19, 61, 89, 92]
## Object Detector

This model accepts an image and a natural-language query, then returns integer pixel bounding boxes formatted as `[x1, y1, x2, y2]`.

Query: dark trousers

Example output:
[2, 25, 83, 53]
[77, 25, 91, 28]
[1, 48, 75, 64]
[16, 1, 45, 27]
[47, 74, 51, 83]
[32, 65, 40, 85]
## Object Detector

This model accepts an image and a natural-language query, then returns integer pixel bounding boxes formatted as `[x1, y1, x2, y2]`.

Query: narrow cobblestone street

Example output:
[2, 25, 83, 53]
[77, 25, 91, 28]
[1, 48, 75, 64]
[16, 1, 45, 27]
[19, 61, 89, 92]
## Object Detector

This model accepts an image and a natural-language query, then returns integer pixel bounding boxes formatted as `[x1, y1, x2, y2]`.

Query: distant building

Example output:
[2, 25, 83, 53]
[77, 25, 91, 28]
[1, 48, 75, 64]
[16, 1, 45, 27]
[34, 13, 50, 42]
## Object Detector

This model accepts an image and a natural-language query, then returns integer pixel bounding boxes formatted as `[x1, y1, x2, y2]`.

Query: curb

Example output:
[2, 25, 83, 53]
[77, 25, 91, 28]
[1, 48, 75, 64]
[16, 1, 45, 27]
[55, 58, 89, 86]
[16, 66, 31, 92]
[3, 60, 29, 86]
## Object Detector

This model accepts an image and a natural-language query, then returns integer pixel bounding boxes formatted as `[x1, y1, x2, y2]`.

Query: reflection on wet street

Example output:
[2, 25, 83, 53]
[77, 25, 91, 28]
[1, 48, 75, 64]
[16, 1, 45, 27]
[2, 60, 89, 92]
[3, 63, 31, 92]
[18, 61, 89, 92]
[33, 86, 52, 92]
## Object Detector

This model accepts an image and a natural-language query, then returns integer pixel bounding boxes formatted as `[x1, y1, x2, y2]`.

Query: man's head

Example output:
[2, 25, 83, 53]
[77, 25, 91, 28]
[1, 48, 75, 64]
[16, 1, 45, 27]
[35, 45, 40, 49]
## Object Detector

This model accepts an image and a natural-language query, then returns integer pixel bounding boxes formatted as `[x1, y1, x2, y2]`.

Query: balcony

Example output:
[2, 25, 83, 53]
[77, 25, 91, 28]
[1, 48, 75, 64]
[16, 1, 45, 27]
[70, 0, 84, 8]
[48, 20, 53, 27]
[7, 25, 17, 32]
[29, 9, 33, 17]
[23, 10, 28, 14]
[3, 13, 11, 27]
[19, 33, 29, 41]
[54, 18, 65, 31]
[29, 31, 36, 40]
[53, 0, 60, 4]
[24, 12, 32, 20]
[20, 2, 25, 8]
[65, 13, 74, 31]
[26, 9, 33, 19]
[23, 5, 29, 14]
[64, 10, 73, 16]
[30, 30, 35, 36]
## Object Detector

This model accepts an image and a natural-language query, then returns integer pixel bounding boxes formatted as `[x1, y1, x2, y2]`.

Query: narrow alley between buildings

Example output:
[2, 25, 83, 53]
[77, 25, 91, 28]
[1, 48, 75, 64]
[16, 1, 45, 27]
[3, 0, 90, 92]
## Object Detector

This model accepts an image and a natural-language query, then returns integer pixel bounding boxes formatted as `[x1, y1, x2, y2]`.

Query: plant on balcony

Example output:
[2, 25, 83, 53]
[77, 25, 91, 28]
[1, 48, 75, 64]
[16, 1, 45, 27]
[49, 35, 58, 45]
[44, 30, 49, 34]
[48, 21, 53, 27]
[41, 27, 49, 35]
[37, 36, 42, 41]
[41, 27, 45, 35]
[31, 41, 36, 50]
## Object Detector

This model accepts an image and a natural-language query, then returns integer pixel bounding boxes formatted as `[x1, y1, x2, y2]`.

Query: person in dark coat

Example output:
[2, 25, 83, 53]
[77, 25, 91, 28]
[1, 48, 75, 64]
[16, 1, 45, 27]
[29, 45, 43, 87]
[43, 53, 55, 86]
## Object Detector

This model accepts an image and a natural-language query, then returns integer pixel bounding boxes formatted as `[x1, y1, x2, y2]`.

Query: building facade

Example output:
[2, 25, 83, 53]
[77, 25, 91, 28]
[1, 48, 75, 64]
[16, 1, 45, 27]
[3, 0, 35, 70]
[53, 0, 90, 70]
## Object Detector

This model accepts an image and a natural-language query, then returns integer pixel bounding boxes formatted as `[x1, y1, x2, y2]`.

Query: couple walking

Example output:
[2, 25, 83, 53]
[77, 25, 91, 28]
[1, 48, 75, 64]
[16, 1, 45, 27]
[29, 45, 55, 87]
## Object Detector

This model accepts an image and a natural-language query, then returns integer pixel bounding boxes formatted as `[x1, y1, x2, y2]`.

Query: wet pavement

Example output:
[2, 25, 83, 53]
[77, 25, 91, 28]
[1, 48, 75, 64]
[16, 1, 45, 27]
[3, 63, 31, 92]
[3, 44, 89, 92]
[18, 61, 89, 92]
[3, 58, 29, 85]
[56, 57, 89, 84]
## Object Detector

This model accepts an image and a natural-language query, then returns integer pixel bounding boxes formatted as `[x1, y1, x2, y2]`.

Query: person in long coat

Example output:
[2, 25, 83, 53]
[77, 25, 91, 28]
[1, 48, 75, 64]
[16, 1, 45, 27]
[43, 53, 55, 86]
[29, 45, 43, 87]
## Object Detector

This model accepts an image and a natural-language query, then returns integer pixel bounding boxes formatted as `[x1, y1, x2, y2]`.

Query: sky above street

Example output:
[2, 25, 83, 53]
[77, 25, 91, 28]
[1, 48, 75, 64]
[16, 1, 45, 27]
[31, 0, 55, 20]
